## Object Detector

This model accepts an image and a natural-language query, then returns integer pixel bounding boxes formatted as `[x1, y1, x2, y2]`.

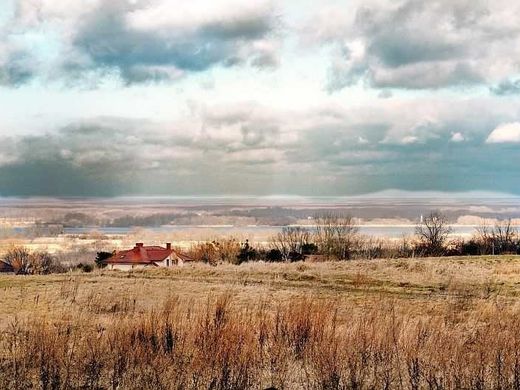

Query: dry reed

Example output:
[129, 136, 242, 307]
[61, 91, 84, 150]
[2, 292, 520, 389]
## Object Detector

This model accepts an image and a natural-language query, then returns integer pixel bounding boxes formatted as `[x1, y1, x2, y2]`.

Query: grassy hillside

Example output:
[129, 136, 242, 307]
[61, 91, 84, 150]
[2, 256, 520, 389]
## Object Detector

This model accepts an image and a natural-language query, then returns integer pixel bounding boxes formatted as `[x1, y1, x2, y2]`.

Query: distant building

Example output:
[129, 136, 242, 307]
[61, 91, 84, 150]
[105, 243, 192, 271]
[0, 260, 14, 273]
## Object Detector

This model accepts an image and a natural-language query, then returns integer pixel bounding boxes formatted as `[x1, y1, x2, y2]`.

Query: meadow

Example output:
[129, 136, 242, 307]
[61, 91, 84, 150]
[2, 256, 520, 389]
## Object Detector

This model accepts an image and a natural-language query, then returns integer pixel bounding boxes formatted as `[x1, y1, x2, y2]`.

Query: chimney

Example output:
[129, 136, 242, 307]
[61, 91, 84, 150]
[166, 243, 171, 250]
[135, 243, 144, 249]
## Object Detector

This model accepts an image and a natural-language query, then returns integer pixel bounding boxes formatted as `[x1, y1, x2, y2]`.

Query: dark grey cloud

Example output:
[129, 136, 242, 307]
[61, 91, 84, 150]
[1, 115, 520, 196]
[0, 122, 193, 195]
[75, 2, 277, 83]
[0, 115, 288, 196]
[2, 98, 520, 196]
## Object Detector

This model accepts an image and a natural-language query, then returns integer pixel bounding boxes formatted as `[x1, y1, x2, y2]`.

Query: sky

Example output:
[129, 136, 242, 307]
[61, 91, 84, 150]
[0, 0, 520, 197]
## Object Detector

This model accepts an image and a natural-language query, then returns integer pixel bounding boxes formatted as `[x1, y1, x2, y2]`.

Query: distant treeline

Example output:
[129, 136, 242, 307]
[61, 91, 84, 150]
[57, 212, 187, 228]
[51, 211, 289, 228]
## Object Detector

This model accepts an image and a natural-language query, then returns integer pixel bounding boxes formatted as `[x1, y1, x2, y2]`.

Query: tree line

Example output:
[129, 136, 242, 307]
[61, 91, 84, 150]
[188, 211, 520, 264]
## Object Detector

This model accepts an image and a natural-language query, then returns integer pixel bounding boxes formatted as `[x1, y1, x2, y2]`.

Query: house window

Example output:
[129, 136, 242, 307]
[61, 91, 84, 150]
[166, 259, 169, 267]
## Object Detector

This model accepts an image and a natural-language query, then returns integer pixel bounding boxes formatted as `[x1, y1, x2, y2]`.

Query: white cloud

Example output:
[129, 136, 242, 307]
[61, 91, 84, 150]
[486, 122, 520, 143]
[450, 132, 465, 142]
[307, 0, 520, 91]
[127, 0, 273, 30]
[401, 135, 419, 144]
[0, 0, 280, 86]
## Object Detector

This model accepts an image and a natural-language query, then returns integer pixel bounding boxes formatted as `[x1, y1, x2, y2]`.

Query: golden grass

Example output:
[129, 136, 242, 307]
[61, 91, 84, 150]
[2, 256, 520, 389]
[1, 256, 520, 326]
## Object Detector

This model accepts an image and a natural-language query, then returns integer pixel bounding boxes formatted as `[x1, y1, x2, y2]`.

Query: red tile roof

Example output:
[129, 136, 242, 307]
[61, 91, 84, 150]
[106, 243, 192, 265]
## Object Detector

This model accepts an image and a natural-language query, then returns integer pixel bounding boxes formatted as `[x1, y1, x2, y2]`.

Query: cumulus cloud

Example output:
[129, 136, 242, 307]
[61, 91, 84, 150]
[3, 1, 520, 195]
[0, 0, 280, 85]
[309, 0, 520, 91]
[486, 123, 520, 143]
[73, 0, 279, 84]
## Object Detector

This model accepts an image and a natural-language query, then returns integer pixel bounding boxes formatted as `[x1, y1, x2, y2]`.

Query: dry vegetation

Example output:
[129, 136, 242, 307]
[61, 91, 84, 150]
[2, 256, 520, 389]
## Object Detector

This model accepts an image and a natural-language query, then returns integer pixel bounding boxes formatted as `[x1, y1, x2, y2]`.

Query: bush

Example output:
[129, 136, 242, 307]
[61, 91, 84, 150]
[302, 242, 318, 255]
[265, 249, 283, 262]
[77, 263, 94, 273]
[30, 251, 66, 274]
[3, 247, 65, 274]
[187, 239, 241, 265]
[236, 240, 256, 264]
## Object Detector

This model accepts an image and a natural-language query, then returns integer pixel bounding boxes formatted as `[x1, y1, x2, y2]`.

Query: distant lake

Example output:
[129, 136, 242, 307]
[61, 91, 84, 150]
[63, 225, 479, 238]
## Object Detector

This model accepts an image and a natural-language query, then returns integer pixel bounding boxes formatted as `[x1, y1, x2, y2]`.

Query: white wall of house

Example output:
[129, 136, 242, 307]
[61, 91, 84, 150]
[109, 264, 150, 271]
[154, 258, 169, 267]
[153, 254, 184, 267]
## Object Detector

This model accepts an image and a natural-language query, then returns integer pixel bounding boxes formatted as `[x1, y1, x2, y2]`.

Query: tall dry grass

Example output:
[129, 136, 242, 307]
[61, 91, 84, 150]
[2, 292, 520, 389]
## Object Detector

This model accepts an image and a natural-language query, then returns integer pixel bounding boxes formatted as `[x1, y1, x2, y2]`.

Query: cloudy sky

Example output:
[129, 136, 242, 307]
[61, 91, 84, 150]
[1, 0, 520, 196]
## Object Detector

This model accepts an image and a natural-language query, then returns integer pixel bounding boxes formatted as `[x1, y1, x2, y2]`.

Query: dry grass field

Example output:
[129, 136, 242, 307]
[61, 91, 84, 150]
[2, 256, 520, 389]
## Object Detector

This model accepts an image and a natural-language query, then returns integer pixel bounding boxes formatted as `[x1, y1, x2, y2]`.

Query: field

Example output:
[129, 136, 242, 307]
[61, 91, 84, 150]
[3, 256, 520, 389]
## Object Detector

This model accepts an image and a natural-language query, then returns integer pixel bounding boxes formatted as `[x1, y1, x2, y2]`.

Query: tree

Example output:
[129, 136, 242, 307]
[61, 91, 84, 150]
[492, 219, 517, 253]
[314, 213, 359, 260]
[95, 251, 113, 268]
[415, 211, 452, 256]
[475, 220, 519, 254]
[3, 246, 31, 274]
[30, 251, 64, 274]
[474, 224, 493, 254]
[270, 226, 312, 262]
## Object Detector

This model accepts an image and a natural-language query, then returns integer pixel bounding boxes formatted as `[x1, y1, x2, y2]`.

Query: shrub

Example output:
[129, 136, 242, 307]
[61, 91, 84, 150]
[265, 249, 283, 262]
[236, 240, 256, 264]
[3, 246, 31, 274]
[77, 263, 94, 273]
[3, 247, 65, 274]
[30, 251, 65, 274]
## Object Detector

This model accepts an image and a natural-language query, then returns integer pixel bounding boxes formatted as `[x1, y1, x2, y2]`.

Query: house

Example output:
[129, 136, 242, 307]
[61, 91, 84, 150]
[0, 260, 14, 273]
[105, 242, 192, 271]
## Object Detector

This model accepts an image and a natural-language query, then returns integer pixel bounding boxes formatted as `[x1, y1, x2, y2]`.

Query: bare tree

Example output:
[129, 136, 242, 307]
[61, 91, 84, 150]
[3, 246, 31, 274]
[270, 226, 311, 261]
[415, 211, 452, 256]
[492, 219, 517, 253]
[474, 219, 518, 254]
[314, 213, 359, 260]
[30, 251, 64, 274]
[474, 224, 493, 254]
